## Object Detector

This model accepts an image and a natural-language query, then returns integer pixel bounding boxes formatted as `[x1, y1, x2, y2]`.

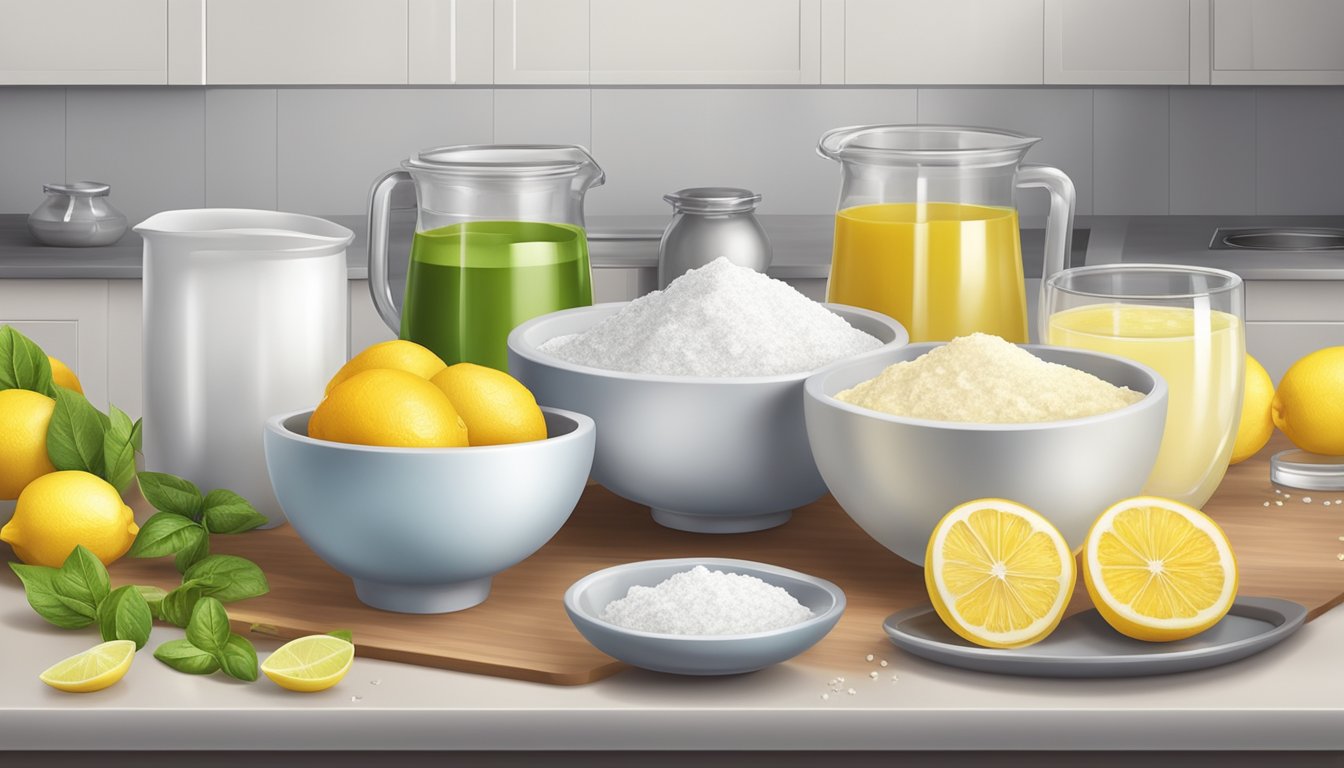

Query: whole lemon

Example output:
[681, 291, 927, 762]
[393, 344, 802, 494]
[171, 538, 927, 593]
[1273, 347, 1344, 456]
[324, 340, 447, 395]
[1230, 354, 1275, 464]
[430, 363, 547, 446]
[48, 356, 83, 394]
[0, 388, 57, 499]
[0, 470, 139, 567]
[310, 368, 468, 448]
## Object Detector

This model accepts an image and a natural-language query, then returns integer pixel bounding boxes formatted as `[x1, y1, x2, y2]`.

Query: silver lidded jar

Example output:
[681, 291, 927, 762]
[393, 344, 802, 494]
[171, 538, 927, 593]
[28, 182, 128, 247]
[658, 187, 772, 289]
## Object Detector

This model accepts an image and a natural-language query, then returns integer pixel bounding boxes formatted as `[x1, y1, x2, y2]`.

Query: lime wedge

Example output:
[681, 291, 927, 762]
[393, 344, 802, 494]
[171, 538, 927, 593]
[261, 635, 355, 692]
[40, 640, 136, 693]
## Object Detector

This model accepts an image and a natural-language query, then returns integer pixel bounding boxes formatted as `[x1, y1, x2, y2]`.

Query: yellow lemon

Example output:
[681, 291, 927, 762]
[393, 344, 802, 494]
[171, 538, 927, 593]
[0, 388, 57, 500]
[324, 340, 447, 396]
[261, 635, 355, 692]
[39, 640, 136, 693]
[48, 356, 83, 394]
[430, 363, 547, 447]
[1272, 346, 1344, 455]
[1082, 496, 1237, 643]
[1230, 354, 1275, 464]
[924, 498, 1075, 649]
[0, 470, 139, 567]
[309, 369, 467, 448]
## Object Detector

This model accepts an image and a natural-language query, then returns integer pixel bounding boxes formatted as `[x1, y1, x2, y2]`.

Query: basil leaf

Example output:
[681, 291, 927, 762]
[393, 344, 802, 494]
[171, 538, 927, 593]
[154, 639, 220, 675]
[130, 418, 143, 453]
[185, 596, 230, 655]
[103, 405, 137, 494]
[136, 472, 203, 519]
[55, 545, 110, 609]
[0, 326, 56, 396]
[183, 555, 269, 603]
[128, 513, 203, 559]
[218, 634, 258, 682]
[133, 585, 168, 621]
[160, 583, 203, 628]
[46, 388, 107, 476]
[173, 525, 209, 574]
[8, 562, 93, 629]
[97, 585, 152, 650]
[328, 629, 354, 644]
[201, 489, 268, 534]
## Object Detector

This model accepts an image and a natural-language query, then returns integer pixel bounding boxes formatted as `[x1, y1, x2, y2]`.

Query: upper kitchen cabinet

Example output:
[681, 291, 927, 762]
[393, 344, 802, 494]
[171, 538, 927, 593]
[843, 0, 1043, 84]
[1044, 0, 1190, 85]
[495, 0, 589, 84]
[0, 0, 168, 84]
[589, 0, 820, 85]
[1212, 0, 1344, 84]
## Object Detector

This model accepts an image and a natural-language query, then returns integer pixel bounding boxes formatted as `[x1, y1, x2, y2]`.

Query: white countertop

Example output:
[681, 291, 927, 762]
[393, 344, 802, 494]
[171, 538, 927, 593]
[3, 571, 1343, 752]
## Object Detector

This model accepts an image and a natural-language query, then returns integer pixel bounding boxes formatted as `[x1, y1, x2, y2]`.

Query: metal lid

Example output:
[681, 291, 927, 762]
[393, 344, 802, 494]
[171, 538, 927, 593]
[1270, 449, 1344, 491]
[43, 181, 111, 197]
[663, 187, 761, 214]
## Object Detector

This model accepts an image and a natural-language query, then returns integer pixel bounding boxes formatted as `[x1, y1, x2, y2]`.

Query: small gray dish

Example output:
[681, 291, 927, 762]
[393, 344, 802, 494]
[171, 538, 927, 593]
[564, 557, 846, 676]
[883, 597, 1307, 678]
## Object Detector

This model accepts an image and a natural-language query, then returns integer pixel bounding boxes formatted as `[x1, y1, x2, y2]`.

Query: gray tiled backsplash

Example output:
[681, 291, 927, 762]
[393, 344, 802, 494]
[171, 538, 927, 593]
[0, 85, 1340, 220]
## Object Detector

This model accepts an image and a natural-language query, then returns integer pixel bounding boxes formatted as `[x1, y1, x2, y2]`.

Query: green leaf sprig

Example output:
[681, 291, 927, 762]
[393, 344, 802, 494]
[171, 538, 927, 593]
[0, 325, 56, 397]
[9, 546, 150, 647]
[131, 474, 269, 573]
[154, 597, 258, 681]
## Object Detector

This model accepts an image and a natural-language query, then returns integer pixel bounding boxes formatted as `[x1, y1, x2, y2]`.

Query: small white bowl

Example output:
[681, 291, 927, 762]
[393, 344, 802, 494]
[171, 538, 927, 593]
[563, 557, 846, 676]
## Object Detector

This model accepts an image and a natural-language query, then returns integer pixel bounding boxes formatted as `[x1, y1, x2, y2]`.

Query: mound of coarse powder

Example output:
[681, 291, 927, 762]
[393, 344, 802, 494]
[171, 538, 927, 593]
[837, 333, 1145, 423]
[599, 565, 814, 635]
[539, 257, 882, 377]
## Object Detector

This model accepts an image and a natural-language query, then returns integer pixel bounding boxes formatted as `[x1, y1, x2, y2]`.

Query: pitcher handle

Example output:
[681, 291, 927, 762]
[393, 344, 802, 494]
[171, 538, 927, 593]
[1016, 164, 1076, 341]
[368, 169, 411, 333]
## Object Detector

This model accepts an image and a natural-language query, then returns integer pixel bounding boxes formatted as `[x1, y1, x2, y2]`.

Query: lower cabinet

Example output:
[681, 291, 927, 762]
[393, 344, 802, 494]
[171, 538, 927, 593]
[1246, 322, 1344, 383]
[0, 279, 112, 412]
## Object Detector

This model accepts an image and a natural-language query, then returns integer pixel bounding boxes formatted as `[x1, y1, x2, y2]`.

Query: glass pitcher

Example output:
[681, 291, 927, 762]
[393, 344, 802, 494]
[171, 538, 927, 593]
[368, 144, 604, 371]
[818, 125, 1076, 343]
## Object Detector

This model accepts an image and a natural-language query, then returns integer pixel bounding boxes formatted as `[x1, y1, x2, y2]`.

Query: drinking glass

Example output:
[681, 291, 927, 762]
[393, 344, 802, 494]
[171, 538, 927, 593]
[1043, 264, 1245, 509]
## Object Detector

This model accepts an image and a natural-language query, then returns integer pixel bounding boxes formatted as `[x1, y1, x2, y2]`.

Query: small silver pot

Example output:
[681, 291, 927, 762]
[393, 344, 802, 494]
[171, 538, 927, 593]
[28, 182, 128, 247]
[658, 187, 772, 289]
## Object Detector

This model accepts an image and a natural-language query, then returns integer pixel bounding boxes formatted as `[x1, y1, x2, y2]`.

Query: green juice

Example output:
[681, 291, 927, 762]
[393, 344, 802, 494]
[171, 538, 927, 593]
[400, 221, 593, 371]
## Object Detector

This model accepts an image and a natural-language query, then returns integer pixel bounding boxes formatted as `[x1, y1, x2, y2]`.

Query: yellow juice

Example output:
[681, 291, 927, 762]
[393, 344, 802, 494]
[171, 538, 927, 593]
[1047, 304, 1244, 509]
[828, 202, 1027, 342]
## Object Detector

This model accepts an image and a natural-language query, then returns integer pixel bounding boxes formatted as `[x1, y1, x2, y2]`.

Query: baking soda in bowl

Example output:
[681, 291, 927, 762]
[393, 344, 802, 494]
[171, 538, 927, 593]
[600, 565, 813, 635]
[539, 257, 882, 377]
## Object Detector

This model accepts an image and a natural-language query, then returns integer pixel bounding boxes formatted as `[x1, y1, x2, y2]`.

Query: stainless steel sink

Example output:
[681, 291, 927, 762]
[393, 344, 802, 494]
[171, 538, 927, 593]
[1210, 227, 1344, 251]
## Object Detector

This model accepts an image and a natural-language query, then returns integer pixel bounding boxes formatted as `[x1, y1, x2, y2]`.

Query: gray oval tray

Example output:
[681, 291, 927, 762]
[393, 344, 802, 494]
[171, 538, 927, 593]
[883, 596, 1307, 678]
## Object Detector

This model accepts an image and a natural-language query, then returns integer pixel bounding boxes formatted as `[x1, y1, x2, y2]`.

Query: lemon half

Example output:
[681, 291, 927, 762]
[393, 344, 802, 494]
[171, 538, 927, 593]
[261, 635, 355, 692]
[40, 640, 136, 693]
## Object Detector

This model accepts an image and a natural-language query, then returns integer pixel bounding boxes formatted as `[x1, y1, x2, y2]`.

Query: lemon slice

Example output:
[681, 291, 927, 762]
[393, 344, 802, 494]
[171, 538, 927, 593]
[39, 640, 136, 693]
[1082, 496, 1238, 642]
[924, 499, 1075, 649]
[261, 635, 355, 692]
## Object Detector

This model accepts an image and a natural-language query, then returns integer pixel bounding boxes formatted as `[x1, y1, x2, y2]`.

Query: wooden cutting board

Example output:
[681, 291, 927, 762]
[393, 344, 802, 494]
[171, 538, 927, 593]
[104, 434, 1344, 685]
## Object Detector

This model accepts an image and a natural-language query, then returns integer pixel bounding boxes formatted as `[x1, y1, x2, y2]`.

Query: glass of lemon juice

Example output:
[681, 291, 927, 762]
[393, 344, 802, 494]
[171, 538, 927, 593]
[1044, 264, 1245, 509]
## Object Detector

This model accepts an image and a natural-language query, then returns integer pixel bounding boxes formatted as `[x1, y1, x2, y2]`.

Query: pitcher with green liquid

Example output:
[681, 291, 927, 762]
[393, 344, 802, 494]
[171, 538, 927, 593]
[368, 145, 603, 370]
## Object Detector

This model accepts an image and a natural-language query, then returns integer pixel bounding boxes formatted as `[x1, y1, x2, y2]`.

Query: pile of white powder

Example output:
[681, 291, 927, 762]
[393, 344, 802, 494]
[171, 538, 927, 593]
[599, 565, 814, 635]
[540, 257, 882, 377]
[837, 333, 1145, 423]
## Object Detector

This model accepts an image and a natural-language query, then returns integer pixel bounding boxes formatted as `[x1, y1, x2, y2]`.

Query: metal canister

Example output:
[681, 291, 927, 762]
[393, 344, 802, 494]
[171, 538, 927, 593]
[657, 187, 772, 289]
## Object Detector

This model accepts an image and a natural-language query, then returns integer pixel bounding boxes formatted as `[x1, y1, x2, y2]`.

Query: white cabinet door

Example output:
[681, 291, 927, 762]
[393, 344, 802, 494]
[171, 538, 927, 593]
[0, 280, 109, 410]
[106, 281, 144, 421]
[1045, 0, 1189, 84]
[589, 0, 820, 84]
[844, 0, 1043, 84]
[1213, 0, 1344, 84]
[495, 0, 589, 84]
[206, 0, 408, 84]
[408, 0, 493, 84]
[0, 0, 167, 84]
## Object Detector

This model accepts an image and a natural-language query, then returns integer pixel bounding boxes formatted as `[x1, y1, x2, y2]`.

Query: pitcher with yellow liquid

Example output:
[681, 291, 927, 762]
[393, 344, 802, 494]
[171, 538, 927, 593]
[819, 125, 1076, 342]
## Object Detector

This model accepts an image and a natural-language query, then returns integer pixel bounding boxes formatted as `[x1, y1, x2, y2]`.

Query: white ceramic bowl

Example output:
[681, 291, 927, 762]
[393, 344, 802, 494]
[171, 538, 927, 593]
[263, 407, 595, 614]
[564, 557, 845, 676]
[804, 343, 1168, 565]
[507, 303, 907, 534]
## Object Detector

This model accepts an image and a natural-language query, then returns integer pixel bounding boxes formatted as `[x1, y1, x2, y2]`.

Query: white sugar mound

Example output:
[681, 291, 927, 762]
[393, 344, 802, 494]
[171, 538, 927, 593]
[539, 257, 882, 377]
[837, 332, 1145, 423]
[599, 565, 814, 636]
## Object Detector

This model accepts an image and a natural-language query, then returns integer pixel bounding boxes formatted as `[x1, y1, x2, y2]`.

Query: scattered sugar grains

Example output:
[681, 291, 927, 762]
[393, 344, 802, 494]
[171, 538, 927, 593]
[599, 565, 813, 635]
[837, 333, 1145, 423]
[540, 257, 882, 377]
